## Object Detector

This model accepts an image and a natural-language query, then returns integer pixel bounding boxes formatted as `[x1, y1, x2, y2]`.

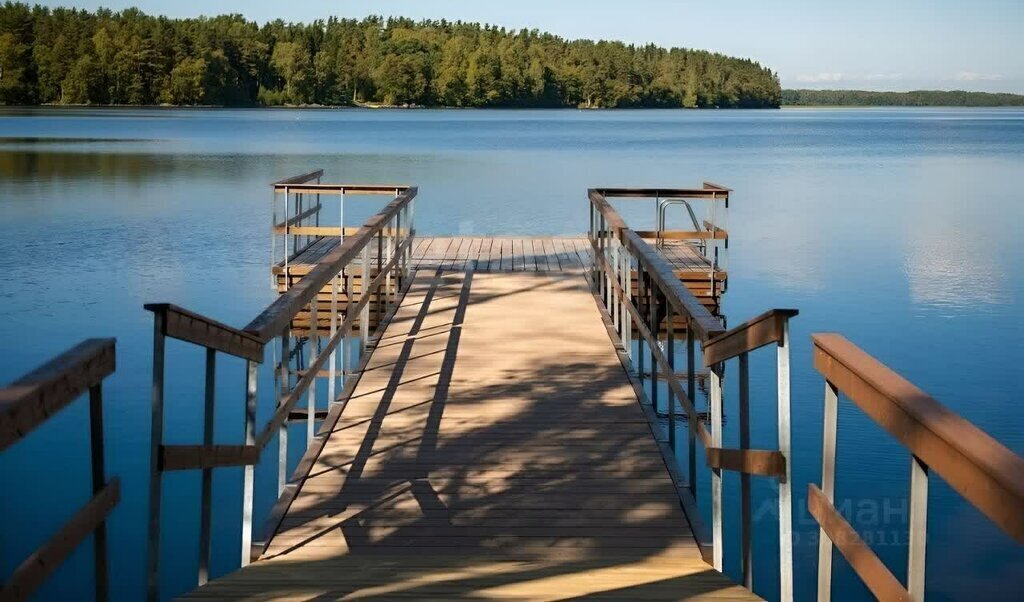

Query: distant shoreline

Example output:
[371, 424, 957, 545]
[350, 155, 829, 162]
[781, 88, 1024, 107]
[4, 103, 1020, 111]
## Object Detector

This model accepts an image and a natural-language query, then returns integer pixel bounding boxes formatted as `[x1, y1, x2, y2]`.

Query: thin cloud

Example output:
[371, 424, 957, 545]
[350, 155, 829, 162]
[795, 72, 845, 83]
[953, 71, 1004, 81]
[862, 73, 903, 81]
[793, 72, 902, 84]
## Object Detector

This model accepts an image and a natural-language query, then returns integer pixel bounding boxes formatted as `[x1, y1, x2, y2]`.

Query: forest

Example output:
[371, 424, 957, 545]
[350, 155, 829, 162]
[0, 3, 782, 108]
[782, 88, 1024, 107]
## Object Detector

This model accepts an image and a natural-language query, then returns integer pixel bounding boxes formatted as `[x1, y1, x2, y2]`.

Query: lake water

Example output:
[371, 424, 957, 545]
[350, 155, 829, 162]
[1, 107, 1022, 601]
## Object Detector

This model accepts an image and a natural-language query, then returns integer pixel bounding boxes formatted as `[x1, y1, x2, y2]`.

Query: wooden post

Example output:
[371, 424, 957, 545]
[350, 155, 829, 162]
[88, 384, 109, 602]
[739, 351, 752, 589]
[146, 311, 166, 602]
[240, 360, 257, 567]
[198, 348, 215, 586]
[817, 380, 839, 601]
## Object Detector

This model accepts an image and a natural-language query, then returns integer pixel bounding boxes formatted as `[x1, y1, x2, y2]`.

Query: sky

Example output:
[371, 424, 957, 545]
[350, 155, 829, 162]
[33, 0, 1024, 93]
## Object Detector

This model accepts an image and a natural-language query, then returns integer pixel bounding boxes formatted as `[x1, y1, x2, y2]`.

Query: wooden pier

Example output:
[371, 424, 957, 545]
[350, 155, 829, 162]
[3, 170, 1021, 602]
[186, 268, 756, 600]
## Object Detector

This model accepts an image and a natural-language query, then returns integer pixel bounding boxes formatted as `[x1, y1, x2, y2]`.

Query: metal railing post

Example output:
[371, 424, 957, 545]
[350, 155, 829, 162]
[637, 267, 646, 379]
[666, 306, 676, 453]
[908, 456, 929, 600]
[621, 245, 630, 354]
[817, 380, 839, 601]
[361, 243, 371, 354]
[283, 186, 290, 285]
[649, 277, 659, 414]
[329, 274, 339, 404]
[146, 311, 166, 602]
[739, 351, 752, 589]
[198, 348, 216, 586]
[611, 242, 620, 333]
[686, 318, 697, 496]
[88, 383, 109, 602]
[240, 360, 257, 567]
[710, 361, 724, 572]
[278, 328, 289, 497]
[307, 297, 317, 444]
[778, 319, 793, 602]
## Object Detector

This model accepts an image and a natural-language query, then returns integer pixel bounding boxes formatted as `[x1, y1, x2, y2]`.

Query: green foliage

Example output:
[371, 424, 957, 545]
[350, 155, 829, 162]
[782, 89, 1024, 107]
[1, 3, 781, 108]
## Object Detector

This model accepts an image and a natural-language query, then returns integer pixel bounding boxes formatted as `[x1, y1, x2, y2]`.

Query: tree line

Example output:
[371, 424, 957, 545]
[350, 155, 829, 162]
[0, 3, 782, 108]
[782, 89, 1024, 107]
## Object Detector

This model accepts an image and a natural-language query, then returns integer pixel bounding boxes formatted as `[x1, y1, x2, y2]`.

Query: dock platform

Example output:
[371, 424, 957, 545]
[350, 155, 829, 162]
[275, 236, 725, 312]
[185, 268, 757, 600]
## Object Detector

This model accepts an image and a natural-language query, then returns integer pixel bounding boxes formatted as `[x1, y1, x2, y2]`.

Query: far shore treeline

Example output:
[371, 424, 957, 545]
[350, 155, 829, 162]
[0, 3, 782, 108]
[783, 88, 1024, 107]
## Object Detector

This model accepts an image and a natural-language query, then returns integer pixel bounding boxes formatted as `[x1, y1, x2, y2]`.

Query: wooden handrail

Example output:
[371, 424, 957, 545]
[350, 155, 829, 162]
[142, 188, 417, 355]
[703, 309, 799, 366]
[272, 203, 322, 230]
[589, 189, 724, 341]
[254, 236, 412, 452]
[590, 183, 793, 598]
[634, 229, 729, 241]
[0, 338, 115, 451]
[1, 339, 118, 602]
[807, 484, 911, 600]
[703, 181, 733, 192]
[272, 169, 323, 187]
[594, 187, 730, 200]
[0, 479, 121, 602]
[812, 333, 1024, 542]
[272, 183, 410, 195]
[144, 304, 264, 363]
[245, 187, 417, 342]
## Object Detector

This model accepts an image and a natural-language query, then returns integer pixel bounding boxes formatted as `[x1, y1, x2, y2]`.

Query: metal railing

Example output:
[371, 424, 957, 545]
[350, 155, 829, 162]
[588, 188, 796, 601]
[810, 333, 1024, 601]
[271, 170, 413, 288]
[596, 185, 730, 308]
[0, 339, 119, 602]
[144, 178, 417, 601]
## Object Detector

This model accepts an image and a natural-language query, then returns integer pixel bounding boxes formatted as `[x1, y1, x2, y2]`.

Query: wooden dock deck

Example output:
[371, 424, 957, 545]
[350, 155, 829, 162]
[185, 268, 757, 600]
[275, 236, 725, 312]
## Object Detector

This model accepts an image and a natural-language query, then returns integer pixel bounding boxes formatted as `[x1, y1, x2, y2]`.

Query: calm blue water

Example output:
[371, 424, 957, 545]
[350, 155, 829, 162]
[1, 107, 1022, 601]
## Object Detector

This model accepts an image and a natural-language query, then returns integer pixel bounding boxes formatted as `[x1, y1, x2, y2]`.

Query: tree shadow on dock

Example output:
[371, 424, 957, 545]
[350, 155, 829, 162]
[197, 269, 754, 600]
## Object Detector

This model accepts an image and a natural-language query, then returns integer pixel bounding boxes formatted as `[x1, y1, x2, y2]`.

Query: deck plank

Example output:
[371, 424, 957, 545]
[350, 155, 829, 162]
[191, 270, 753, 601]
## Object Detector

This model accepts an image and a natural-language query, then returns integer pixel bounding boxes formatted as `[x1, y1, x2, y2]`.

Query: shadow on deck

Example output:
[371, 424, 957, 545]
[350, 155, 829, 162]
[185, 269, 757, 600]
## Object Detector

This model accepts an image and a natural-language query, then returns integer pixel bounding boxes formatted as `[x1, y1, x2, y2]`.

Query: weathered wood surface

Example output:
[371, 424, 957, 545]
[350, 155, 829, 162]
[275, 236, 724, 316]
[277, 236, 722, 280]
[186, 270, 757, 600]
